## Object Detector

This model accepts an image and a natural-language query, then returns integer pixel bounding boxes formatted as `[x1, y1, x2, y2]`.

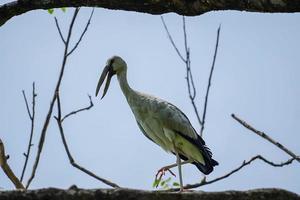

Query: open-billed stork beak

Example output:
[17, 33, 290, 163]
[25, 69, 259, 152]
[95, 64, 115, 99]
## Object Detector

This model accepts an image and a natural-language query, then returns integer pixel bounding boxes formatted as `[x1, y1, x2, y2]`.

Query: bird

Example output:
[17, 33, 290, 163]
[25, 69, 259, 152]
[95, 56, 218, 191]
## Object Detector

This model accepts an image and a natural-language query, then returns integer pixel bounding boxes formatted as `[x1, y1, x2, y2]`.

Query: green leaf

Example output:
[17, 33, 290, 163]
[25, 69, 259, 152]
[160, 180, 166, 186]
[61, 7, 66, 12]
[152, 179, 160, 188]
[47, 9, 54, 14]
[173, 182, 180, 187]
[165, 177, 172, 183]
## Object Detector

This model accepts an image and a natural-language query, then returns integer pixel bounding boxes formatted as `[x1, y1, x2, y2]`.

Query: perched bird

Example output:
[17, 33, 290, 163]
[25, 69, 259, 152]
[96, 56, 218, 191]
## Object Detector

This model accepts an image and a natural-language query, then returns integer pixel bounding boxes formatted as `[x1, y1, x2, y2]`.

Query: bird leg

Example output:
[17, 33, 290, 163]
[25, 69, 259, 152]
[175, 150, 184, 192]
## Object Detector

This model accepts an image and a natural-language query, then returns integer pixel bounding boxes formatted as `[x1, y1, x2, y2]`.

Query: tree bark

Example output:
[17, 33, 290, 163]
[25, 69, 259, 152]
[0, 188, 299, 200]
[1, 0, 300, 27]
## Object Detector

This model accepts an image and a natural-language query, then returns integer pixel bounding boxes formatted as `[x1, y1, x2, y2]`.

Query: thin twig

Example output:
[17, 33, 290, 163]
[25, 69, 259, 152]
[54, 17, 66, 44]
[20, 82, 37, 182]
[62, 95, 93, 122]
[67, 8, 94, 56]
[54, 93, 120, 188]
[161, 15, 203, 127]
[26, 8, 81, 189]
[183, 16, 195, 100]
[22, 90, 32, 120]
[186, 59, 202, 127]
[182, 16, 188, 57]
[0, 139, 25, 189]
[232, 114, 300, 163]
[160, 16, 186, 63]
[182, 16, 202, 128]
[200, 25, 221, 136]
[166, 155, 295, 191]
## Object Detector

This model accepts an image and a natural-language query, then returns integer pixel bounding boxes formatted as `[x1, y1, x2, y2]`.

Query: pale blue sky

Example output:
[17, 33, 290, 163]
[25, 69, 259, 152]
[0, 2, 299, 194]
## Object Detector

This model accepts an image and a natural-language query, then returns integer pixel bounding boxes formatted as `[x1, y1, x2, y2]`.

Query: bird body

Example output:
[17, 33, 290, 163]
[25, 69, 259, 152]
[96, 56, 218, 191]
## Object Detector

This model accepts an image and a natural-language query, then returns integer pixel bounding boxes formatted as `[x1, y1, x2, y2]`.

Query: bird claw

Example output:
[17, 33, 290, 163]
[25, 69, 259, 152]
[156, 166, 176, 179]
[153, 166, 176, 188]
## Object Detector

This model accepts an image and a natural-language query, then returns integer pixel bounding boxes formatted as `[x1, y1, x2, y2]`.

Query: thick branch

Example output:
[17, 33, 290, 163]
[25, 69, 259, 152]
[2, 0, 300, 27]
[0, 188, 299, 200]
[0, 139, 25, 190]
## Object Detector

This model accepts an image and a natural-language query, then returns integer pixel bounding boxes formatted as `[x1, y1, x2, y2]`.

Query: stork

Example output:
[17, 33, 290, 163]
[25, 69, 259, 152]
[95, 56, 218, 191]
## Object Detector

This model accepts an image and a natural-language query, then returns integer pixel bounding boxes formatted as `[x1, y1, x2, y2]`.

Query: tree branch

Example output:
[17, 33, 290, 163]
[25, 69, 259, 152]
[161, 16, 203, 130]
[61, 95, 93, 122]
[2, 0, 300, 27]
[200, 25, 221, 136]
[1, 188, 299, 200]
[160, 16, 185, 63]
[20, 82, 37, 183]
[67, 8, 94, 56]
[231, 114, 300, 163]
[0, 139, 25, 190]
[167, 155, 296, 191]
[54, 92, 120, 188]
[26, 8, 83, 189]
[54, 18, 66, 44]
[22, 90, 32, 120]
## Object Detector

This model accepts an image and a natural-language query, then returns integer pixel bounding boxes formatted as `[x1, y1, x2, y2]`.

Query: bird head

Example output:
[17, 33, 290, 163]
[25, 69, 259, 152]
[95, 56, 127, 98]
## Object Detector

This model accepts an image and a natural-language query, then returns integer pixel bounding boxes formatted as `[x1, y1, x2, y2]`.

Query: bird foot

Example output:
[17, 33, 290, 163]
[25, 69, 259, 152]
[153, 166, 176, 188]
[155, 166, 176, 179]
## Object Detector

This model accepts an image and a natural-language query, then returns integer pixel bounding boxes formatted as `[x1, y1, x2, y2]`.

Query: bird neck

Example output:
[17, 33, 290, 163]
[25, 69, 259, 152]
[117, 69, 134, 99]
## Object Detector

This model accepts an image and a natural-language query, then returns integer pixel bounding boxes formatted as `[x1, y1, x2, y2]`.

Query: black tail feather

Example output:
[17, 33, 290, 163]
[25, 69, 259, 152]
[173, 130, 218, 175]
[173, 152, 218, 175]
[192, 158, 219, 175]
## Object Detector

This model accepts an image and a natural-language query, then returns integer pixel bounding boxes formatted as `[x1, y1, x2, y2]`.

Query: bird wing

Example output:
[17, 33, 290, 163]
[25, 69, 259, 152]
[153, 99, 216, 161]
[154, 99, 199, 140]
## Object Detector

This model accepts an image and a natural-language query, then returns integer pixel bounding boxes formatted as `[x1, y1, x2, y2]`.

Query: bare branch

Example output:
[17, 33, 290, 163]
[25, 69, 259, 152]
[161, 16, 203, 128]
[62, 95, 93, 122]
[26, 8, 81, 189]
[20, 82, 37, 183]
[160, 16, 185, 63]
[0, 139, 25, 190]
[231, 114, 300, 163]
[22, 90, 32, 120]
[181, 17, 203, 129]
[54, 17, 66, 44]
[183, 16, 196, 100]
[163, 17, 221, 136]
[67, 8, 94, 56]
[167, 155, 295, 192]
[200, 25, 221, 136]
[185, 155, 295, 190]
[182, 16, 188, 56]
[54, 93, 120, 188]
